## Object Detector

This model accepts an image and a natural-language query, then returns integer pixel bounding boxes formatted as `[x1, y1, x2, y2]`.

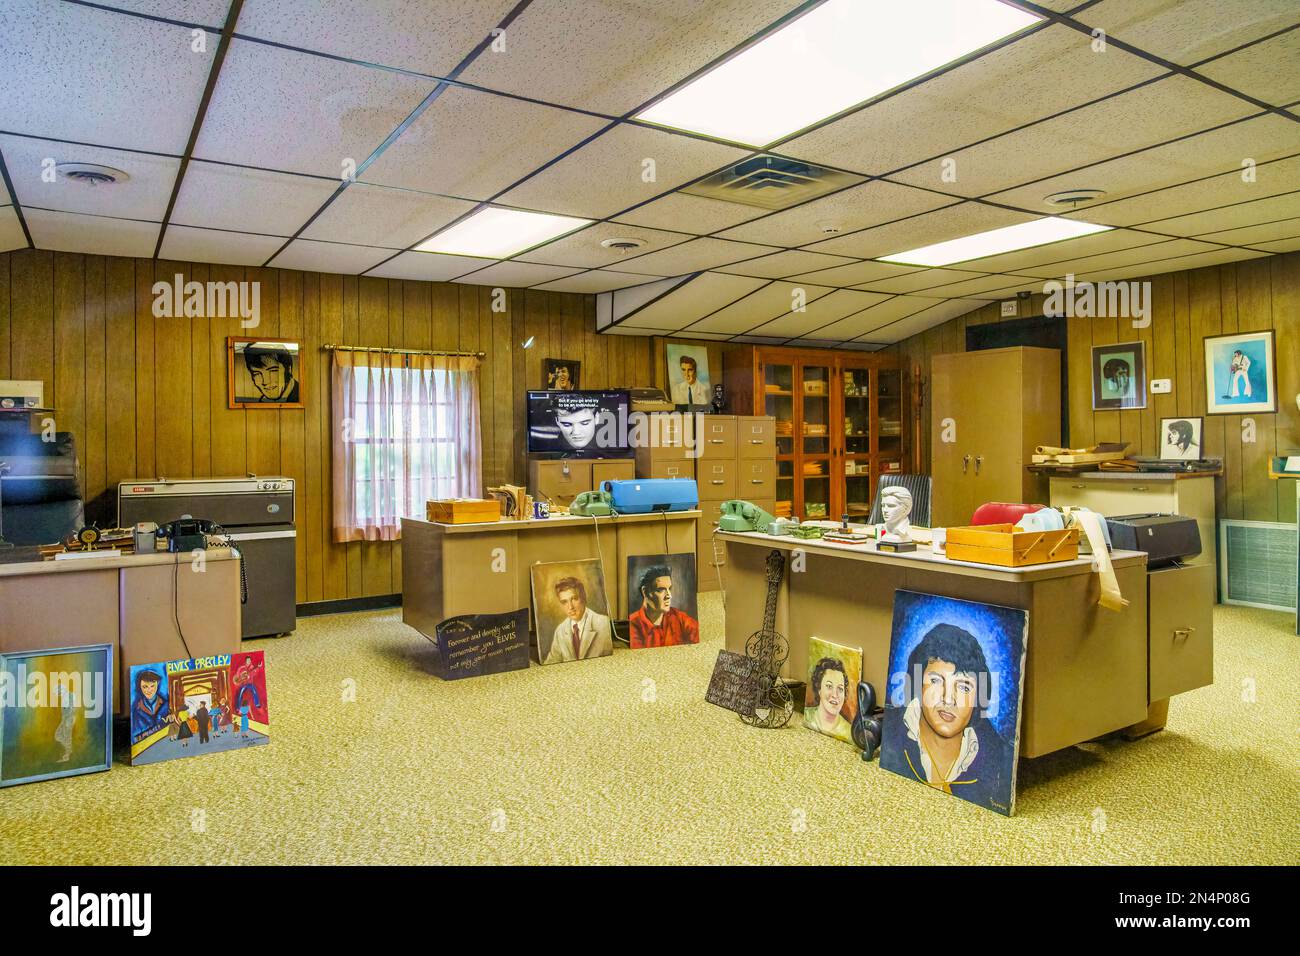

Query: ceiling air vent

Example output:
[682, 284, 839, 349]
[682, 155, 863, 211]
[56, 163, 129, 186]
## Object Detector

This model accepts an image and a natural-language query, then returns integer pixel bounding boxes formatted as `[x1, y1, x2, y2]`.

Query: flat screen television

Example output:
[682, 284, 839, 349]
[526, 389, 632, 459]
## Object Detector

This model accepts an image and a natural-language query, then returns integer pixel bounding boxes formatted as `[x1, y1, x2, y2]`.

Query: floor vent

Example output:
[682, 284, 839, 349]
[1220, 519, 1297, 612]
[682, 155, 863, 210]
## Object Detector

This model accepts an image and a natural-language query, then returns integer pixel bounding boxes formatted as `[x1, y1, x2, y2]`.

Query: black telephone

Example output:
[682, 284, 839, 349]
[159, 518, 247, 606]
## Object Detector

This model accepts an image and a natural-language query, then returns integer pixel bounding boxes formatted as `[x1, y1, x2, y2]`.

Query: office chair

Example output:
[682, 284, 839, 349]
[867, 474, 932, 527]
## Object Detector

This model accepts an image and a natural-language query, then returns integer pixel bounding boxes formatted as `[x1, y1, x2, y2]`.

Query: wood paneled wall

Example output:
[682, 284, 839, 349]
[892, 250, 1300, 524]
[0, 249, 659, 604]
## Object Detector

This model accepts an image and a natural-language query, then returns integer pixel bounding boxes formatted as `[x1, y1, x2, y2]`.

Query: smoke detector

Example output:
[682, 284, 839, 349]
[56, 163, 129, 186]
[1044, 188, 1105, 208]
[600, 237, 647, 253]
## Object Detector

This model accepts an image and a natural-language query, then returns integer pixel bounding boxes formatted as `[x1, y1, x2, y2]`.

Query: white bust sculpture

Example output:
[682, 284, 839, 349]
[879, 486, 913, 544]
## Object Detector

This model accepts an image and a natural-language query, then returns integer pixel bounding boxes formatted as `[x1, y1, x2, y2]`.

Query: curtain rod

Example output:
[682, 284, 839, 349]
[321, 344, 485, 358]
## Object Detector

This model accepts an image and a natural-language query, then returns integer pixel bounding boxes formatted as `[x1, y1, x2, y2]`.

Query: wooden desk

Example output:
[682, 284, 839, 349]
[0, 549, 243, 714]
[718, 530, 1162, 758]
[401, 512, 699, 638]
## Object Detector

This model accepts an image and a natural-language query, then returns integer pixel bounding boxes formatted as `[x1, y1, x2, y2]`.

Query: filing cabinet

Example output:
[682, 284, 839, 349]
[529, 458, 635, 506]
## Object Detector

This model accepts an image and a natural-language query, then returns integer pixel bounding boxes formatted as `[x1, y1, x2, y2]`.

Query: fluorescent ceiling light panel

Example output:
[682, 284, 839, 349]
[416, 207, 591, 258]
[635, 0, 1041, 147]
[878, 217, 1113, 267]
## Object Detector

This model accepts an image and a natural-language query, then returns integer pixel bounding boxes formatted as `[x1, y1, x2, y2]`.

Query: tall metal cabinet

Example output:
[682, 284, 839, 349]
[724, 346, 912, 521]
[929, 346, 1061, 528]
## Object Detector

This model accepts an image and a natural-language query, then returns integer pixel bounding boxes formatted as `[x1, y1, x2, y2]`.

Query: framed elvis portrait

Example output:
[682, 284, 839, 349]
[1203, 330, 1276, 415]
[228, 338, 304, 409]
[1091, 341, 1146, 410]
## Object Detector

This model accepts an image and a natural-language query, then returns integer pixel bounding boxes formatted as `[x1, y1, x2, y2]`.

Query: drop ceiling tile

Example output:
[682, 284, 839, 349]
[1196, 28, 1300, 107]
[194, 39, 437, 177]
[891, 77, 1257, 198]
[456, 0, 805, 115]
[366, 250, 486, 281]
[613, 192, 767, 233]
[0, 0, 215, 152]
[515, 221, 691, 269]
[781, 24, 1163, 176]
[1063, 156, 1300, 226]
[497, 124, 748, 219]
[0, 206, 26, 253]
[717, 181, 955, 247]
[534, 270, 662, 293]
[855, 268, 988, 295]
[1018, 238, 1226, 278]
[302, 183, 475, 249]
[1252, 236, 1300, 253]
[171, 161, 338, 236]
[0, 134, 179, 220]
[268, 238, 393, 274]
[951, 227, 1162, 272]
[787, 260, 923, 287]
[361, 86, 607, 202]
[25, 209, 159, 257]
[236, 0, 518, 75]
[452, 260, 582, 288]
[864, 299, 987, 342]
[714, 249, 857, 279]
[1197, 216, 1300, 245]
[615, 237, 782, 276]
[913, 273, 1039, 297]
[622, 272, 768, 331]
[809, 296, 946, 341]
[988, 114, 1300, 213]
[1072, 246, 1269, 283]
[1074, 0, 1300, 66]
[806, 202, 1035, 259]
[684, 282, 837, 334]
[158, 224, 285, 266]
[1137, 190, 1300, 236]
[749, 290, 892, 339]
[96, 1, 232, 25]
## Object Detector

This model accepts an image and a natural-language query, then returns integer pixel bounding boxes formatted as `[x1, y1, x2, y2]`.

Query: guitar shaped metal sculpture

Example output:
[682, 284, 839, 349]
[741, 549, 794, 729]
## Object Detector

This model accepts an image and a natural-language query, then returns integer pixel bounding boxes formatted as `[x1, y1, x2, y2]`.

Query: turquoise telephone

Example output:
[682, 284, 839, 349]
[569, 489, 613, 517]
[718, 499, 777, 533]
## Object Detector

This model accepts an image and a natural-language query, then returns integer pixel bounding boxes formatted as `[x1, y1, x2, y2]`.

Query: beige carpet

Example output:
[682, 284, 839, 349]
[3, 596, 1297, 865]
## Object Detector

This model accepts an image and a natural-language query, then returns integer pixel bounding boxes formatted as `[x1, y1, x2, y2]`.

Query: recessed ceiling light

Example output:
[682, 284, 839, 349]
[416, 207, 591, 259]
[878, 217, 1112, 267]
[635, 0, 1041, 147]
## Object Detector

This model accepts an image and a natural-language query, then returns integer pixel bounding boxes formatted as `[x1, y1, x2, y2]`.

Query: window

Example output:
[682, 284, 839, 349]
[331, 351, 482, 542]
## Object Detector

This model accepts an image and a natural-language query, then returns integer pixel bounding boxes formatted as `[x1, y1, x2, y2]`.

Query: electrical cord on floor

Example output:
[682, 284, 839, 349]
[590, 511, 626, 644]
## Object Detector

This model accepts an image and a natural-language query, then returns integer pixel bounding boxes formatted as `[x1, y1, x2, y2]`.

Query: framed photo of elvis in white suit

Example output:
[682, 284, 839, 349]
[1203, 330, 1276, 415]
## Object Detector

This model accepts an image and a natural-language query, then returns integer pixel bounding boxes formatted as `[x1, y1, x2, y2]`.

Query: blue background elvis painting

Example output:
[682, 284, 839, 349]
[880, 591, 1028, 816]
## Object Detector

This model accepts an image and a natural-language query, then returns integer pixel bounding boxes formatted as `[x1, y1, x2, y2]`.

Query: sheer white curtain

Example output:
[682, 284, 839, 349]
[331, 350, 482, 542]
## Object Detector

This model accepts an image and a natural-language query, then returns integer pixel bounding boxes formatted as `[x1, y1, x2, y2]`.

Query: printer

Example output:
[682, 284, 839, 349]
[1105, 513, 1201, 568]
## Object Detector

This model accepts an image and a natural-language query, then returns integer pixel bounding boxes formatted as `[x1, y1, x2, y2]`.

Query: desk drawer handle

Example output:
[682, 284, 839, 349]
[1132, 485, 1148, 492]
[711, 480, 724, 485]
[709, 438, 725, 444]
[1174, 627, 1194, 641]
[749, 439, 764, 444]
[1071, 483, 1086, 489]
[750, 479, 764, 484]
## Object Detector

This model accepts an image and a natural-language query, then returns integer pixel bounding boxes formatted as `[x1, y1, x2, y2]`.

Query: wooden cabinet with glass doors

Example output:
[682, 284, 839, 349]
[723, 346, 914, 521]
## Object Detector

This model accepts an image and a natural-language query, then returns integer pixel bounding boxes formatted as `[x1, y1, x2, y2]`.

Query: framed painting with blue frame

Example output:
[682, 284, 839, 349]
[1203, 330, 1276, 415]
[880, 591, 1028, 816]
[0, 644, 114, 788]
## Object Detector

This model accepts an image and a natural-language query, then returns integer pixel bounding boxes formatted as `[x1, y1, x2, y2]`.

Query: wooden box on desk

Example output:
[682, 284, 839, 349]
[426, 498, 502, 524]
[945, 524, 1079, 567]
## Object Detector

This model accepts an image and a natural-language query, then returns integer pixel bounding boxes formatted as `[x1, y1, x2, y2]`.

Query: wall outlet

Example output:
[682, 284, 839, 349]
[1000, 300, 1018, 317]
[1150, 378, 1172, 394]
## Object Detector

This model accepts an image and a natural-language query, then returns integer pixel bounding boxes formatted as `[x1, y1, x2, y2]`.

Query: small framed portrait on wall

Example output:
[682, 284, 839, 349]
[544, 358, 580, 391]
[228, 338, 304, 409]
[1091, 341, 1146, 410]
[1159, 417, 1203, 461]
[665, 342, 711, 409]
[1203, 330, 1276, 415]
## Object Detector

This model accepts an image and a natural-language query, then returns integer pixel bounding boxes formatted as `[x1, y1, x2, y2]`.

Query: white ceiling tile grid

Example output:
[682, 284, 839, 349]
[170, 161, 339, 236]
[193, 39, 438, 177]
[1072, 0, 1300, 67]
[612, 237, 783, 277]
[365, 250, 489, 282]
[24, 208, 159, 258]
[267, 238, 394, 274]
[515, 220, 693, 269]
[158, 223, 286, 266]
[451, 260, 583, 288]
[301, 183, 477, 249]
[0, 0, 217, 153]
[0, 206, 27, 253]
